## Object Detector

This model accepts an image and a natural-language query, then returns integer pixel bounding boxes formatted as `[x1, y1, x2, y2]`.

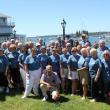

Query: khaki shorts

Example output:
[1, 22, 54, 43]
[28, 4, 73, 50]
[77, 68, 88, 85]
[60, 68, 68, 78]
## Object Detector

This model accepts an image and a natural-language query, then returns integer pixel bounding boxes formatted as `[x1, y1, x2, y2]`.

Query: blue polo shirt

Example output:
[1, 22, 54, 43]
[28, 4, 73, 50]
[0, 55, 8, 73]
[101, 59, 110, 82]
[4, 48, 10, 56]
[24, 55, 41, 71]
[7, 51, 19, 68]
[60, 53, 70, 68]
[37, 53, 49, 70]
[89, 57, 102, 78]
[79, 39, 91, 47]
[67, 54, 80, 71]
[49, 54, 60, 73]
[78, 55, 90, 68]
[18, 52, 29, 64]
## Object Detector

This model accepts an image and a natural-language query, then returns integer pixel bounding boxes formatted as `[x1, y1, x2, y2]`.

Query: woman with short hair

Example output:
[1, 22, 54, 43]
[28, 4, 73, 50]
[77, 48, 89, 100]
[18, 45, 29, 89]
[89, 48, 102, 102]
[67, 47, 80, 96]
[22, 48, 41, 98]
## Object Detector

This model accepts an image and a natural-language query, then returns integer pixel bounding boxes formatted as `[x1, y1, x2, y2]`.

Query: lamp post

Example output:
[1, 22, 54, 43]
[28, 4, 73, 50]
[61, 19, 66, 40]
[13, 30, 16, 39]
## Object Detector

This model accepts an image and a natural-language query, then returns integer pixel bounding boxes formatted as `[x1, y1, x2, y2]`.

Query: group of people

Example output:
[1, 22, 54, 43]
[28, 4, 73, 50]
[0, 34, 110, 103]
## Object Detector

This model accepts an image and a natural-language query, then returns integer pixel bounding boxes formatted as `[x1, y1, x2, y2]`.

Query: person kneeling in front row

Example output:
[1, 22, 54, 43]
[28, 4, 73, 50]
[40, 65, 60, 102]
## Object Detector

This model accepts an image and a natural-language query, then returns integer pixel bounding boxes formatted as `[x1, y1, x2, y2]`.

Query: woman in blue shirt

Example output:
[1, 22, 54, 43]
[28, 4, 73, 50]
[48, 48, 61, 79]
[78, 48, 89, 100]
[101, 50, 110, 99]
[89, 48, 102, 102]
[67, 47, 80, 96]
[60, 48, 70, 93]
[22, 48, 41, 98]
[18, 45, 29, 89]
[7, 44, 20, 88]
[0, 48, 9, 93]
[37, 46, 49, 71]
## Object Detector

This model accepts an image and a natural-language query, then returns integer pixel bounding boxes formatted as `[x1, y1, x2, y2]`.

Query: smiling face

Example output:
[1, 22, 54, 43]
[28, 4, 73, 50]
[99, 40, 105, 49]
[103, 51, 110, 61]
[46, 65, 52, 76]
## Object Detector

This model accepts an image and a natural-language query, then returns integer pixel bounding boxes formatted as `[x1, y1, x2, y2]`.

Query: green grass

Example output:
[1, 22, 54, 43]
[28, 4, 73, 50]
[0, 90, 110, 110]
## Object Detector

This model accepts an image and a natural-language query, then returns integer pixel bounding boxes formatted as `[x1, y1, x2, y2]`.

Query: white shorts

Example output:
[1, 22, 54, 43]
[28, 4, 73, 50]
[68, 71, 79, 80]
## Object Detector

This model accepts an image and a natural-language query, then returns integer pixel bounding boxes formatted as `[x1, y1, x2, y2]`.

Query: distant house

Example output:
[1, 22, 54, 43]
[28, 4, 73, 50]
[0, 12, 15, 43]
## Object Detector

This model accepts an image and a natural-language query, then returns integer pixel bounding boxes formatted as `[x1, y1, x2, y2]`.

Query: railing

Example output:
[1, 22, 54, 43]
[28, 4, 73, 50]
[0, 22, 15, 27]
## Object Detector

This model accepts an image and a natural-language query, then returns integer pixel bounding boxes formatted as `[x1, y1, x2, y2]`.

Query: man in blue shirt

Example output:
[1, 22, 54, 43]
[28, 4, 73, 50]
[79, 34, 91, 47]
[101, 50, 110, 99]
[97, 39, 109, 60]
[48, 48, 60, 79]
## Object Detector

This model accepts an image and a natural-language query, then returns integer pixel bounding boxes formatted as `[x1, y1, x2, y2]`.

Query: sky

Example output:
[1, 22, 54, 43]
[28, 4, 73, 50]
[0, 0, 110, 36]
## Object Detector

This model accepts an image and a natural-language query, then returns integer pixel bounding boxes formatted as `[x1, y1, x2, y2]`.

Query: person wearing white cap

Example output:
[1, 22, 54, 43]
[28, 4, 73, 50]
[35, 42, 41, 55]
[79, 34, 91, 47]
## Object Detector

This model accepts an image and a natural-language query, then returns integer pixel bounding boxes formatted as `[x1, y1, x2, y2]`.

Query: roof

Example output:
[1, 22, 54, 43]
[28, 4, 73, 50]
[0, 12, 11, 18]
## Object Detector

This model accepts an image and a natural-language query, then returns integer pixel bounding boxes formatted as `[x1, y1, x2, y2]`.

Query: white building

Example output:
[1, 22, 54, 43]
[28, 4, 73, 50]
[0, 13, 15, 43]
[16, 34, 26, 43]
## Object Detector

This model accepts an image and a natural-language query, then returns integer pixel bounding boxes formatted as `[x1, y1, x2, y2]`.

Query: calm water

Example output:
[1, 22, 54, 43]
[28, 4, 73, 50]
[27, 35, 110, 48]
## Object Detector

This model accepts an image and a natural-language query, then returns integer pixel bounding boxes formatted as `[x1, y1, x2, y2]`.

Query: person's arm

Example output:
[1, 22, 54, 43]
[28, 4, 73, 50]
[77, 67, 87, 71]
[95, 68, 101, 82]
[95, 59, 102, 82]
[24, 64, 29, 74]
[40, 74, 52, 88]
[19, 62, 24, 69]
[24, 56, 29, 73]
[5, 66, 8, 76]
[67, 56, 71, 73]
[40, 79, 50, 86]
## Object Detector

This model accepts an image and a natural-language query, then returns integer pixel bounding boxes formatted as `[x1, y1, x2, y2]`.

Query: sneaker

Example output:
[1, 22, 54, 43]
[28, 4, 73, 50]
[90, 99, 96, 102]
[21, 95, 27, 99]
[81, 97, 86, 100]
[71, 94, 74, 96]
[42, 95, 48, 102]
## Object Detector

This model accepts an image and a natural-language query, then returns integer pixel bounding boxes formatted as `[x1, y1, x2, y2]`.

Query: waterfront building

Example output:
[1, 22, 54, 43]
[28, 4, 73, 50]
[0, 12, 15, 43]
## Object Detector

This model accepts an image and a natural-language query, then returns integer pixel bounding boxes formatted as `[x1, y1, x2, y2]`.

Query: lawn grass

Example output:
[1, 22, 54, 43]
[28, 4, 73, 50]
[0, 90, 110, 110]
